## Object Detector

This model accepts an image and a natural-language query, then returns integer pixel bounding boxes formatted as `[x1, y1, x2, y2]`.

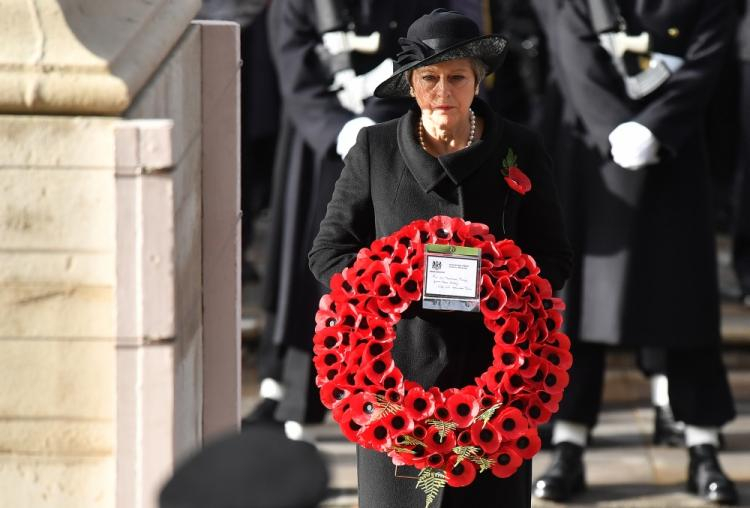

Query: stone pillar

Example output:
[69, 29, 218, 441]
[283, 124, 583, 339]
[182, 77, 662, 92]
[0, 2, 241, 507]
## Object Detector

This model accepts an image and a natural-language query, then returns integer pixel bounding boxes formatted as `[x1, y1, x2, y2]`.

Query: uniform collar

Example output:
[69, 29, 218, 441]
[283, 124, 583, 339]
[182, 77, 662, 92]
[397, 97, 504, 193]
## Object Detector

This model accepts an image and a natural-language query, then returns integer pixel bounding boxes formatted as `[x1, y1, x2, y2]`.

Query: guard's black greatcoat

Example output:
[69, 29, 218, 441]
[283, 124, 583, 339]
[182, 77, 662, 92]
[535, 0, 734, 347]
[263, 0, 442, 421]
[310, 98, 572, 508]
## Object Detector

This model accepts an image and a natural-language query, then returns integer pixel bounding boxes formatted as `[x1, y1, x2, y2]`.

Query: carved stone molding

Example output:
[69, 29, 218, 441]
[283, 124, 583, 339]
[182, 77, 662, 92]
[0, 0, 201, 114]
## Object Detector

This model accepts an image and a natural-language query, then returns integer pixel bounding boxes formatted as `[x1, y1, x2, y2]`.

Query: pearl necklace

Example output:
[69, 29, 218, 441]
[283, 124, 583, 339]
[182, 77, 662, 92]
[419, 108, 476, 153]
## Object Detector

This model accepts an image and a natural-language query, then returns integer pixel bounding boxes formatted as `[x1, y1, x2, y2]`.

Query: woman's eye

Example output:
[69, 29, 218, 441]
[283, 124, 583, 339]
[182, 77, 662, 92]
[450, 75, 467, 82]
[421, 75, 437, 82]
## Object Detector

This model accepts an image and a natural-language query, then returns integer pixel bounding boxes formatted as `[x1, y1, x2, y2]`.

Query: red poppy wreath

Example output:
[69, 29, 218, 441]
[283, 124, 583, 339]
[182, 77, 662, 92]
[313, 216, 571, 505]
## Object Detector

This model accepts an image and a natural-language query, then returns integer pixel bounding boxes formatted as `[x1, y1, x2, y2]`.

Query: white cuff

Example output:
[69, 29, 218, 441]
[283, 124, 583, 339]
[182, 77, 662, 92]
[609, 121, 660, 169]
[552, 420, 589, 447]
[685, 425, 721, 448]
[336, 116, 375, 158]
[650, 374, 670, 407]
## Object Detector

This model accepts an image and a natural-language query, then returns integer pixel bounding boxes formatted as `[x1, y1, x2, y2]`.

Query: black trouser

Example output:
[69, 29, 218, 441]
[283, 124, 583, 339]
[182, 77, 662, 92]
[556, 341, 736, 428]
[733, 61, 750, 295]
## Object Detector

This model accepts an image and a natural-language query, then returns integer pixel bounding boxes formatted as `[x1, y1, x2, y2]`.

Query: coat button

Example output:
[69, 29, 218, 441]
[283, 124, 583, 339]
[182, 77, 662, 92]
[667, 27, 680, 38]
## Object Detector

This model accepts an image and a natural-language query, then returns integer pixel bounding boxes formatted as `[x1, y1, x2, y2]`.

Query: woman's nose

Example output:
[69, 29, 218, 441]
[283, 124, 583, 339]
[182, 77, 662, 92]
[434, 76, 450, 96]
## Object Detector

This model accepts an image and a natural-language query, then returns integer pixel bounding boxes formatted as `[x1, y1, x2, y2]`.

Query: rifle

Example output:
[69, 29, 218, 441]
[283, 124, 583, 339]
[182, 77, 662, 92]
[313, 0, 383, 113]
[587, 0, 679, 100]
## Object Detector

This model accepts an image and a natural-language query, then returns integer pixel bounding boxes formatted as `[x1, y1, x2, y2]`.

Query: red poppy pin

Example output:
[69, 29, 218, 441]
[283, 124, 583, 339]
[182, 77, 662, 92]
[502, 148, 531, 195]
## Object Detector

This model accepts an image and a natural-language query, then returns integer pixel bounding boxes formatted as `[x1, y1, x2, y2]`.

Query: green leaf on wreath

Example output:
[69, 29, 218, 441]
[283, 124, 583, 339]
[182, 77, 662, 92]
[502, 148, 517, 170]
[426, 418, 458, 442]
[374, 394, 403, 419]
[390, 446, 416, 455]
[476, 403, 502, 428]
[416, 467, 447, 508]
[470, 455, 496, 473]
[452, 445, 481, 466]
[399, 435, 427, 448]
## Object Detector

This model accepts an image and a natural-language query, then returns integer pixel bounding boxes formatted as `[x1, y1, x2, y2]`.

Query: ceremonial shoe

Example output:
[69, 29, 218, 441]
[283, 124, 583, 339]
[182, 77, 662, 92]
[687, 444, 739, 505]
[652, 405, 685, 447]
[533, 442, 586, 502]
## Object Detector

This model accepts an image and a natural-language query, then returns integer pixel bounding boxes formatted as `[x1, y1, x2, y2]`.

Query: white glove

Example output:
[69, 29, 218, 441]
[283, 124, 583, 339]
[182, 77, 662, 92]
[336, 116, 375, 158]
[333, 59, 394, 114]
[608, 121, 660, 170]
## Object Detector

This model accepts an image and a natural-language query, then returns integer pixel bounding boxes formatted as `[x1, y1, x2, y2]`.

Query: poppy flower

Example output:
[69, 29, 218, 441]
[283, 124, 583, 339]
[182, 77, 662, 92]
[388, 445, 418, 467]
[313, 350, 343, 373]
[360, 355, 395, 385]
[480, 365, 506, 394]
[347, 392, 379, 425]
[446, 392, 480, 428]
[534, 389, 563, 413]
[504, 166, 532, 195]
[517, 353, 542, 380]
[495, 239, 522, 259]
[329, 271, 358, 302]
[319, 381, 351, 409]
[363, 316, 396, 343]
[337, 409, 364, 442]
[383, 410, 414, 438]
[424, 425, 456, 455]
[424, 453, 445, 469]
[361, 340, 393, 365]
[395, 270, 422, 303]
[495, 407, 527, 440]
[500, 370, 526, 395]
[495, 316, 521, 347]
[392, 224, 420, 252]
[403, 386, 436, 420]
[490, 446, 522, 478]
[312, 327, 345, 355]
[538, 361, 569, 394]
[445, 455, 477, 487]
[456, 221, 491, 244]
[407, 249, 424, 272]
[479, 274, 496, 301]
[470, 420, 502, 454]
[377, 290, 410, 316]
[496, 275, 523, 310]
[380, 368, 404, 392]
[523, 397, 552, 425]
[493, 343, 522, 371]
[534, 343, 573, 371]
[546, 330, 571, 350]
[315, 365, 341, 387]
[412, 424, 428, 442]
[361, 421, 393, 451]
[427, 216, 465, 244]
[480, 284, 508, 320]
[513, 428, 541, 460]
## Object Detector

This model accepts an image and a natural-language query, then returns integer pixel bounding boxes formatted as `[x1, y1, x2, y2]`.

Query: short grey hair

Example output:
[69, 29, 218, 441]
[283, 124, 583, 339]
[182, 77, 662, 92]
[406, 57, 488, 89]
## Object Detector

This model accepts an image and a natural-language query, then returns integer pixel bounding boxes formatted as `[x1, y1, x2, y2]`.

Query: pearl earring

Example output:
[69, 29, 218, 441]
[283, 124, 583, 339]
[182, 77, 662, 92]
[409, 87, 415, 97]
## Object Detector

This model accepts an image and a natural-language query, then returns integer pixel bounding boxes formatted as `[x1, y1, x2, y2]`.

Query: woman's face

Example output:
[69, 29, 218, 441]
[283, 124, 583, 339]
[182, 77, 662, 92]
[411, 58, 477, 131]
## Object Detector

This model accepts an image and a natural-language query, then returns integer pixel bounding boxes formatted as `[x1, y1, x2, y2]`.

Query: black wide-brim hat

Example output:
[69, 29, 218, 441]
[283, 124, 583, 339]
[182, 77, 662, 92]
[374, 9, 508, 98]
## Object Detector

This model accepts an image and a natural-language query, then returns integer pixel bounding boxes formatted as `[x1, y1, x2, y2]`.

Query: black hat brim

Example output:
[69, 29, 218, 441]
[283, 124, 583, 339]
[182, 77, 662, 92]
[374, 34, 508, 98]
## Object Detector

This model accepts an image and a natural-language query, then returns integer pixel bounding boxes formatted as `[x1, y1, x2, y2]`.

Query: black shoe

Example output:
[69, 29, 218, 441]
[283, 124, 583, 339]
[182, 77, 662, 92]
[533, 442, 586, 502]
[653, 405, 685, 447]
[687, 444, 739, 505]
[241, 398, 280, 430]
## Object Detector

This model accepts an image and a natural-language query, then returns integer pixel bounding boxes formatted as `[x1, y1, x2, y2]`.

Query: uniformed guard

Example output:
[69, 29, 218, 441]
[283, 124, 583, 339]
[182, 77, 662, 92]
[531, 0, 740, 504]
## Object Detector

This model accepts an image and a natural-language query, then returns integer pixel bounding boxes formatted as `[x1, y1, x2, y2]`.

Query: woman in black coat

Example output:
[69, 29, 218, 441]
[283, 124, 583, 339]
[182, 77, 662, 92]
[309, 10, 572, 508]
